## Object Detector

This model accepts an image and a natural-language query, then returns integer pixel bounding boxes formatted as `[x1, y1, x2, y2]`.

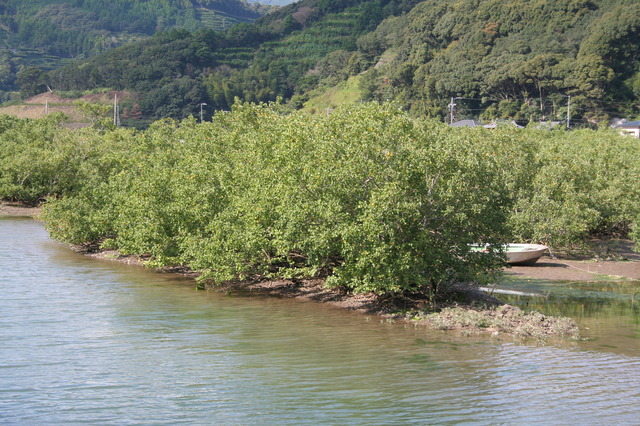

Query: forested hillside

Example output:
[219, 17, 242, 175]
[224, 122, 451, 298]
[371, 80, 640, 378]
[0, 0, 275, 101]
[248, 0, 297, 4]
[7, 0, 640, 125]
[361, 0, 640, 124]
[44, 0, 423, 122]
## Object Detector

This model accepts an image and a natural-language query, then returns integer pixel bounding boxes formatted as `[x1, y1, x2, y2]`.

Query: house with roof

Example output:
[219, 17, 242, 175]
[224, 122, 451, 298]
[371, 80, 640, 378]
[449, 119, 485, 128]
[483, 120, 525, 129]
[618, 120, 640, 138]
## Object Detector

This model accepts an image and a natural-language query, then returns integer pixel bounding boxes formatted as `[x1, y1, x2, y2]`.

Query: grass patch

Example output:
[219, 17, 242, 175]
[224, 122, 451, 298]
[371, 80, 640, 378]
[303, 75, 363, 113]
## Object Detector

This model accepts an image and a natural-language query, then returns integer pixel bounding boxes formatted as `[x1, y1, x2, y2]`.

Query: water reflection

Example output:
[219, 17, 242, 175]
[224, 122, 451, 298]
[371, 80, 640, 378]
[2, 217, 640, 423]
[498, 276, 640, 355]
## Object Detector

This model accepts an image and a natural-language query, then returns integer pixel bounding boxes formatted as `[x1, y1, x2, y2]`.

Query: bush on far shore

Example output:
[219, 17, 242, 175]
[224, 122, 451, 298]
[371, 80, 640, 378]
[2, 102, 639, 297]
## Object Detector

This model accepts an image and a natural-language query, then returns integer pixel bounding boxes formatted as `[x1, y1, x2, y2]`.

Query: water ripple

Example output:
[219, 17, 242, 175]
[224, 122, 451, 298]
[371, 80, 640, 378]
[2, 218, 640, 424]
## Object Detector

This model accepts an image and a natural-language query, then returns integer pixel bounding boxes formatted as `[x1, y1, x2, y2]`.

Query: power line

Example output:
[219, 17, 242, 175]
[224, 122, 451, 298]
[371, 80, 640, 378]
[447, 95, 639, 106]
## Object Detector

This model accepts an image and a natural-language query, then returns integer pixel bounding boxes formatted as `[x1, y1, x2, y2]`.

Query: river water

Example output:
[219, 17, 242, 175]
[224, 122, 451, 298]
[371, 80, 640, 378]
[2, 217, 640, 424]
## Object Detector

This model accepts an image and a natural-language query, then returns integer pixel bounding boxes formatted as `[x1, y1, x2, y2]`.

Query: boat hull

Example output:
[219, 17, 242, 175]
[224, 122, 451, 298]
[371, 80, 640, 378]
[470, 244, 548, 265]
[504, 244, 548, 265]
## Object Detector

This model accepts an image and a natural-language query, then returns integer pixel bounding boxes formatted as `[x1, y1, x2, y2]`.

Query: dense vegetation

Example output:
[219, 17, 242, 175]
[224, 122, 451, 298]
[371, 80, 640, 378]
[9, 0, 637, 125]
[40, 0, 421, 121]
[248, 0, 296, 5]
[0, 0, 274, 101]
[363, 0, 640, 123]
[2, 104, 639, 297]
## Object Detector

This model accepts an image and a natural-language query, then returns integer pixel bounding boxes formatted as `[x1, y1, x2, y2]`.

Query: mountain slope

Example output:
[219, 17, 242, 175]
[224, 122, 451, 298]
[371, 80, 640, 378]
[11, 0, 640, 125]
[248, 0, 298, 5]
[0, 0, 275, 98]
[44, 0, 420, 120]
[361, 0, 640, 123]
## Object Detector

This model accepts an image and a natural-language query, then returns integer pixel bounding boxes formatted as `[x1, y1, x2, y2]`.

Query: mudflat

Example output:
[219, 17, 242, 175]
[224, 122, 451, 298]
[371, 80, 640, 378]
[507, 240, 640, 281]
[0, 201, 41, 217]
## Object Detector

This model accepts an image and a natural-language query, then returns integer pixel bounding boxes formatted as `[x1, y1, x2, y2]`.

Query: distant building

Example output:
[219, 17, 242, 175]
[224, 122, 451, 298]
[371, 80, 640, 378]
[483, 120, 525, 129]
[449, 119, 485, 128]
[534, 121, 562, 129]
[618, 120, 640, 138]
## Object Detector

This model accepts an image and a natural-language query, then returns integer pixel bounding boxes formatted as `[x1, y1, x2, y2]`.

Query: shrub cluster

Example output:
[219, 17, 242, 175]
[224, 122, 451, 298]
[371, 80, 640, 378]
[2, 103, 639, 296]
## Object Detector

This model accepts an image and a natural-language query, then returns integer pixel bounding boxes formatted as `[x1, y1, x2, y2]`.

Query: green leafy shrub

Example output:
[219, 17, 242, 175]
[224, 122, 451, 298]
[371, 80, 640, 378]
[4, 102, 639, 297]
[37, 103, 513, 294]
[507, 129, 640, 246]
[0, 114, 82, 204]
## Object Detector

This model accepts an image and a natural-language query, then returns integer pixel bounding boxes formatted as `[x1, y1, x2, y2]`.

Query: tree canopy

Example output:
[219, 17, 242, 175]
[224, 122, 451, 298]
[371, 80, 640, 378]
[0, 0, 274, 97]
[4, 0, 640, 124]
[2, 104, 640, 296]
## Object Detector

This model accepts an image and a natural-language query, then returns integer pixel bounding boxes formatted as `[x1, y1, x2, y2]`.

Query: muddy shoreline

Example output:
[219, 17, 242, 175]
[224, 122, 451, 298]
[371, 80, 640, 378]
[79, 249, 582, 340]
[505, 238, 640, 283]
[6, 201, 638, 340]
[4, 201, 638, 283]
[0, 201, 42, 217]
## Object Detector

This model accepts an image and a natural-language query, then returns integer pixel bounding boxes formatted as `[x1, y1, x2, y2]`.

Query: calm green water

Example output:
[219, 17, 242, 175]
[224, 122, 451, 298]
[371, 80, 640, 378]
[2, 217, 640, 424]
[496, 274, 640, 355]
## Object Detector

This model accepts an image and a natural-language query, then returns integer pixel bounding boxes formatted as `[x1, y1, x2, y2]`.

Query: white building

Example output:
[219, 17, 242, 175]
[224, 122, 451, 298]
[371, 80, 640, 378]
[618, 120, 640, 138]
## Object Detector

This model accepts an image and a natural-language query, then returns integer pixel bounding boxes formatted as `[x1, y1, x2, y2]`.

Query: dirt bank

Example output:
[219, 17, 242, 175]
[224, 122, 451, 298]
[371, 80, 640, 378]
[507, 240, 640, 282]
[62, 235, 640, 285]
[82, 249, 579, 340]
[0, 201, 41, 217]
[82, 249, 501, 316]
[509, 258, 640, 281]
[5, 205, 620, 340]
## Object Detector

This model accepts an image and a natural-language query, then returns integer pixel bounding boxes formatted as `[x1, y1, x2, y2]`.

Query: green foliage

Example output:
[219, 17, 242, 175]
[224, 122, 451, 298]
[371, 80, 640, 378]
[35, 0, 418, 119]
[511, 129, 640, 244]
[0, 0, 272, 102]
[350, 0, 639, 123]
[73, 100, 114, 130]
[178, 102, 512, 293]
[4, 102, 640, 297]
[4, 0, 640, 125]
[0, 114, 75, 204]
[16, 67, 48, 98]
[0, 115, 142, 207]
[29, 103, 512, 295]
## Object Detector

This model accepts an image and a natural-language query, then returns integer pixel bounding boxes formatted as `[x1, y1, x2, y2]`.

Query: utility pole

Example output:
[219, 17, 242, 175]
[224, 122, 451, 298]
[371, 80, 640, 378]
[113, 93, 120, 127]
[448, 97, 457, 124]
[566, 95, 571, 129]
[199, 103, 207, 123]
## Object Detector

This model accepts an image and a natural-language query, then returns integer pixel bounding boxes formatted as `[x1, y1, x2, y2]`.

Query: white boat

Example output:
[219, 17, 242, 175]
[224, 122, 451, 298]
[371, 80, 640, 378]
[503, 244, 549, 265]
[470, 244, 549, 265]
